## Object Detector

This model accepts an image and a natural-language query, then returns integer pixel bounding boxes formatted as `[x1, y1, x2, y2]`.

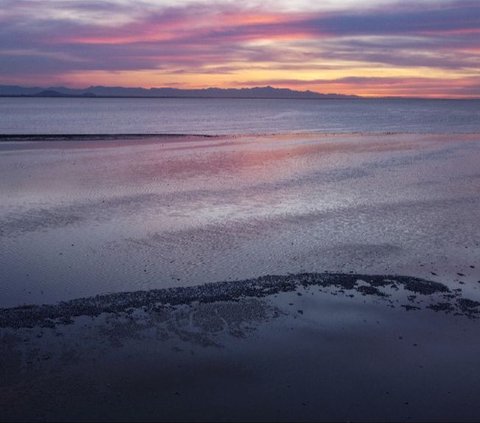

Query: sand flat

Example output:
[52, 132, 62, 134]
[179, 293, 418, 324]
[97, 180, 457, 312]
[1, 132, 480, 420]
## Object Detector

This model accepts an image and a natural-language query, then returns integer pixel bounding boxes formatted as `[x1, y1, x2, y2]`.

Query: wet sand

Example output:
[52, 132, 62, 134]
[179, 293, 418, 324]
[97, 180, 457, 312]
[1, 132, 480, 420]
[1, 132, 480, 307]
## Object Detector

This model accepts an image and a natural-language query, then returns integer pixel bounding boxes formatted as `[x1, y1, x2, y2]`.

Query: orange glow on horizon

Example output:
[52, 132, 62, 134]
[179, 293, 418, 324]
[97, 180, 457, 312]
[60, 68, 480, 99]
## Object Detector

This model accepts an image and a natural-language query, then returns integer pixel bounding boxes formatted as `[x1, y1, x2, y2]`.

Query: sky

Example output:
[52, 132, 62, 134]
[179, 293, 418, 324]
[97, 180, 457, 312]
[0, 0, 479, 97]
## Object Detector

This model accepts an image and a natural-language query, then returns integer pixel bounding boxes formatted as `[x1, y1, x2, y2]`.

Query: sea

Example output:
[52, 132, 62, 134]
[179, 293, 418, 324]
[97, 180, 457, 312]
[0, 97, 479, 135]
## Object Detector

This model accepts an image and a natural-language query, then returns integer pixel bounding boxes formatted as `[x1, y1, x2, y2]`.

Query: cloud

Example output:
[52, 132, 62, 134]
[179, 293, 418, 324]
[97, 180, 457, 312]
[0, 0, 478, 97]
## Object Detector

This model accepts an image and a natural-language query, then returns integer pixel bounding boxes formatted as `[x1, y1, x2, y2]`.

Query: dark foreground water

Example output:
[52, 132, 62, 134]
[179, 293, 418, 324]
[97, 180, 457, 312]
[2, 272, 480, 421]
[1, 97, 479, 135]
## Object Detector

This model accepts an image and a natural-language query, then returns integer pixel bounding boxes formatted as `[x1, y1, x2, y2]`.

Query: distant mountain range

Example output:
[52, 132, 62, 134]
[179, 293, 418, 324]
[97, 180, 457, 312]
[0, 85, 359, 99]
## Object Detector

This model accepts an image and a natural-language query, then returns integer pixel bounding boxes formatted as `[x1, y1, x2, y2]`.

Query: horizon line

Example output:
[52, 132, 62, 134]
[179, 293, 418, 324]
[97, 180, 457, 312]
[0, 84, 478, 101]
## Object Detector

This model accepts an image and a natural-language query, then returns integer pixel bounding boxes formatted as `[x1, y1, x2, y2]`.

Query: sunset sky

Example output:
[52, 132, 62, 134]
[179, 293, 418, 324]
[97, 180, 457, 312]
[0, 0, 479, 97]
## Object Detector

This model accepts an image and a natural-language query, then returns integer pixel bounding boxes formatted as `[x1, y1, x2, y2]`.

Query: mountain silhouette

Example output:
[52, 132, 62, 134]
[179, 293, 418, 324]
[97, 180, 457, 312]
[0, 85, 358, 99]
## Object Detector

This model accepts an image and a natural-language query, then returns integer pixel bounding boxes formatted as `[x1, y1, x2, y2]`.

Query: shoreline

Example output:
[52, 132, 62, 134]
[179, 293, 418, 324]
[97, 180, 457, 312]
[0, 133, 220, 141]
[1, 131, 480, 141]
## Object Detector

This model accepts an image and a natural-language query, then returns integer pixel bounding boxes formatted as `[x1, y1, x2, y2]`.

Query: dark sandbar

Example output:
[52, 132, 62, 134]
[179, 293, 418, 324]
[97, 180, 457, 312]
[2, 272, 478, 329]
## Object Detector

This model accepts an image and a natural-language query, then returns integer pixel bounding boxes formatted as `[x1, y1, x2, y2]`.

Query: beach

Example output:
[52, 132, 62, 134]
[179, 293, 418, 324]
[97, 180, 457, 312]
[1, 131, 480, 420]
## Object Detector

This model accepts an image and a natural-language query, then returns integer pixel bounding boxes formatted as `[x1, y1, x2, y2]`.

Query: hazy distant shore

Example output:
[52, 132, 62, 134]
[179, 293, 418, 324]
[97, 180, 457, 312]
[0, 84, 359, 100]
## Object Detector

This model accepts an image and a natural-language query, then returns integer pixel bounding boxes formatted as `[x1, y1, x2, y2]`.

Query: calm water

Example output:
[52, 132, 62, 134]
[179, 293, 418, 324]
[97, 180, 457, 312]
[0, 97, 479, 135]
